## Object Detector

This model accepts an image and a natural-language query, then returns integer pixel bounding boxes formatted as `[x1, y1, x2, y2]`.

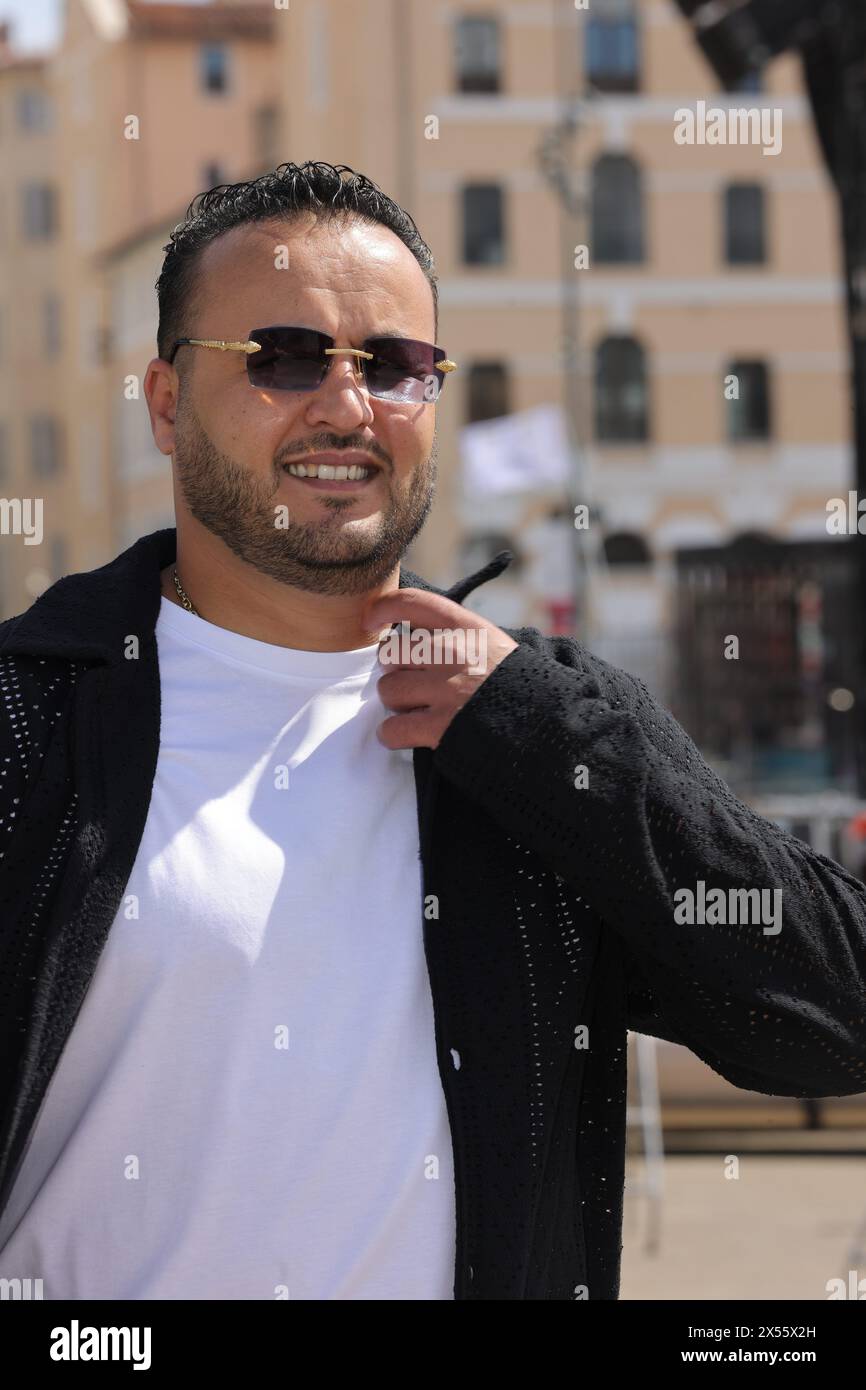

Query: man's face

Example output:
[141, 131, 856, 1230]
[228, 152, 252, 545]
[167, 213, 439, 595]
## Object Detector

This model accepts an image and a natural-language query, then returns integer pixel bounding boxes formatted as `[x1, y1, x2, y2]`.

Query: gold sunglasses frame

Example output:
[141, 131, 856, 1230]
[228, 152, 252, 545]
[174, 337, 458, 377]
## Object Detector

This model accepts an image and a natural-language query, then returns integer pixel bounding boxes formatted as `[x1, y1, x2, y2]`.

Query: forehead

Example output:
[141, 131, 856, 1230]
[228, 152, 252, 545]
[190, 213, 435, 337]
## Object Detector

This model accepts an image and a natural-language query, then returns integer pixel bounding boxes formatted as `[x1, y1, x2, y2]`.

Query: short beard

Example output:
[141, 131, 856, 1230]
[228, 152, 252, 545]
[172, 400, 437, 596]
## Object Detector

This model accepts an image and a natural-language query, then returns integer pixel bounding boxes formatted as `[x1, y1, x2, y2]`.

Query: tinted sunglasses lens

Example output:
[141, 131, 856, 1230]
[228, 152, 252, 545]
[365, 338, 443, 402]
[246, 328, 328, 389]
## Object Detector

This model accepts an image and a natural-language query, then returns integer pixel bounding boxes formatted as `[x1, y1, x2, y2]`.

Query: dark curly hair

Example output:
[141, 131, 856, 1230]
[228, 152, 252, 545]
[155, 160, 438, 363]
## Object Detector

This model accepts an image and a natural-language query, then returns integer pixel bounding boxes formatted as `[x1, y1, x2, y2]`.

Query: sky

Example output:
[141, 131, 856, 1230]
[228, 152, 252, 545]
[0, 0, 61, 54]
[1, 0, 221, 53]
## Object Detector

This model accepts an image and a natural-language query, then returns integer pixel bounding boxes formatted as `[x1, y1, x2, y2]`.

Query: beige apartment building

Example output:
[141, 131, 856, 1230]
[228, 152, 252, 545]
[0, 25, 63, 610]
[0, 0, 279, 614]
[277, 0, 849, 690]
[0, 0, 851, 712]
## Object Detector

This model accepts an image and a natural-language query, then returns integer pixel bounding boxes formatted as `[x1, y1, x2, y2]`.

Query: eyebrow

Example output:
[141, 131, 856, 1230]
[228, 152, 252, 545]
[252, 324, 432, 345]
[364, 327, 416, 340]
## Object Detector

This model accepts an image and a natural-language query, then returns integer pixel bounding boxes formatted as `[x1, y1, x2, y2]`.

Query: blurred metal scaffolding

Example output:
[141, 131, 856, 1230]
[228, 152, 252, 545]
[535, 0, 601, 642]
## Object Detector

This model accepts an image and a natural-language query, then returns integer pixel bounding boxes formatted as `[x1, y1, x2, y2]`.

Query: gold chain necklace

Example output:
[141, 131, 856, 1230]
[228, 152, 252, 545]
[172, 567, 389, 644]
[172, 567, 200, 617]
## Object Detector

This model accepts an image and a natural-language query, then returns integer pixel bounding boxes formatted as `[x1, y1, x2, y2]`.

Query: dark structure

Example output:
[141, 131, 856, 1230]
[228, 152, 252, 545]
[673, 0, 866, 792]
[674, 535, 860, 796]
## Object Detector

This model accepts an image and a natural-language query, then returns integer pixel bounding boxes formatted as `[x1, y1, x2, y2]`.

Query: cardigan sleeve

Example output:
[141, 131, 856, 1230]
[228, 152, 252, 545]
[432, 637, 866, 1099]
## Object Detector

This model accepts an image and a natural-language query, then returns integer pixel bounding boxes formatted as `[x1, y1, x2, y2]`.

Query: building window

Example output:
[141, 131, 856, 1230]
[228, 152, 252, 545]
[586, 0, 640, 94]
[203, 163, 226, 192]
[467, 362, 510, 422]
[604, 531, 651, 566]
[592, 154, 644, 263]
[201, 43, 228, 94]
[78, 290, 103, 371]
[43, 293, 61, 357]
[595, 336, 649, 442]
[16, 88, 52, 132]
[30, 415, 63, 477]
[50, 535, 68, 579]
[724, 183, 766, 264]
[21, 183, 57, 240]
[461, 184, 505, 265]
[74, 168, 95, 249]
[253, 105, 280, 172]
[726, 360, 772, 442]
[454, 15, 501, 94]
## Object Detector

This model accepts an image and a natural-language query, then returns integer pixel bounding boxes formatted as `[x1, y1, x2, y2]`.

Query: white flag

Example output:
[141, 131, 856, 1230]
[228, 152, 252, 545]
[459, 404, 571, 496]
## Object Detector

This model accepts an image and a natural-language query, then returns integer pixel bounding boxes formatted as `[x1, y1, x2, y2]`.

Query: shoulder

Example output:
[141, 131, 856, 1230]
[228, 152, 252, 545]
[0, 615, 82, 692]
[0, 629, 82, 779]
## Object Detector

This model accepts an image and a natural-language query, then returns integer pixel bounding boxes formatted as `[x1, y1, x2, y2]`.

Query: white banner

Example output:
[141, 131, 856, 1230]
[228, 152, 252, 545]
[459, 404, 572, 496]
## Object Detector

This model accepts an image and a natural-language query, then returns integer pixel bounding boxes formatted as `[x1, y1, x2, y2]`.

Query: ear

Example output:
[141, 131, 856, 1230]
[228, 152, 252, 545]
[143, 358, 178, 456]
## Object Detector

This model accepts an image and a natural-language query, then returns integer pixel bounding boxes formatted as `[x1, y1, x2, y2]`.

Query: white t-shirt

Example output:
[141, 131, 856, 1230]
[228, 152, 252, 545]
[0, 597, 455, 1299]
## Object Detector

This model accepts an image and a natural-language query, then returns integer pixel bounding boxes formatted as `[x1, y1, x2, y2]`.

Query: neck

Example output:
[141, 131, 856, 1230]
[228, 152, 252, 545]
[160, 539, 400, 653]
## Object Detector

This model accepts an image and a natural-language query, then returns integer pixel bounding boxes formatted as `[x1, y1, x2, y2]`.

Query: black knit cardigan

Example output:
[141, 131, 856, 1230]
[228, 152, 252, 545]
[0, 527, 864, 1299]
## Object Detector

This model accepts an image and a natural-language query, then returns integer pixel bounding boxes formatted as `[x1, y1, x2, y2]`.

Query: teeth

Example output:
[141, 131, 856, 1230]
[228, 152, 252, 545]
[287, 462, 372, 480]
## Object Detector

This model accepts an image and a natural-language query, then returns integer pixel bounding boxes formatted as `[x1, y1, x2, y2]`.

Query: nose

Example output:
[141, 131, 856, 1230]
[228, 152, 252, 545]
[303, 351, 375, 429]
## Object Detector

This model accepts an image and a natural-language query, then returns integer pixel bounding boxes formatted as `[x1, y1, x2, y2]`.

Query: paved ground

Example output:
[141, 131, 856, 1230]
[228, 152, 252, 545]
[620, 1154, 866, 1300]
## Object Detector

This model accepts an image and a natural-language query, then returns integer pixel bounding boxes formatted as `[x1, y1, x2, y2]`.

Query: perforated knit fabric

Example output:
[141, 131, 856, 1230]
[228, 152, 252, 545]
[0, 653, 81, 1089]
[0, 527, 865, 1300]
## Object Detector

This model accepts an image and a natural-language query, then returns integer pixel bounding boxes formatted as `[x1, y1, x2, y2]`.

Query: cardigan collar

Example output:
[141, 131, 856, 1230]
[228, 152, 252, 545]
[0, 527, 513, 666]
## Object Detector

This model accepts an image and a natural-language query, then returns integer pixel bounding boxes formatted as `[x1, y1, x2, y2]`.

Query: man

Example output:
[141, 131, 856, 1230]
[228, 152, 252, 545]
[0, 161, 864, 1302]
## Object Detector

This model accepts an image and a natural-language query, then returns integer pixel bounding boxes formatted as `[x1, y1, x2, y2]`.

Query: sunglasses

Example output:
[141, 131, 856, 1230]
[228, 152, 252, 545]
[168, 326, 458, 404]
